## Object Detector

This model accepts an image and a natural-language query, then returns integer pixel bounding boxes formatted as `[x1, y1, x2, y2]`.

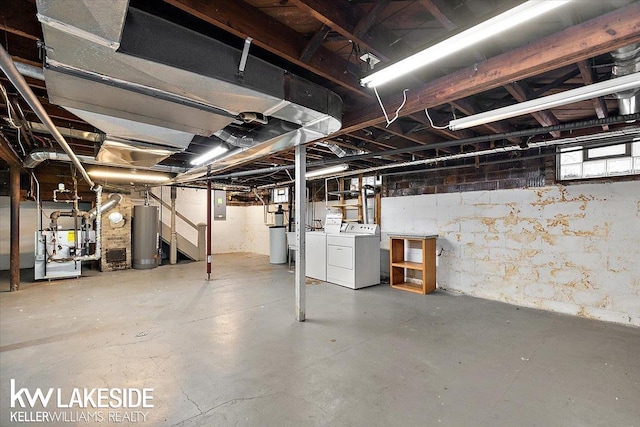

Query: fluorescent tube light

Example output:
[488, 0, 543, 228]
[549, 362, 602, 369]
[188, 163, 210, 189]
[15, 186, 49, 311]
[449, 72, 640, 131]
[88, 169, 170, 183]
[360, 0, 572, 88]
[306, 164, 349, 178]
[190, 145, 229, 166]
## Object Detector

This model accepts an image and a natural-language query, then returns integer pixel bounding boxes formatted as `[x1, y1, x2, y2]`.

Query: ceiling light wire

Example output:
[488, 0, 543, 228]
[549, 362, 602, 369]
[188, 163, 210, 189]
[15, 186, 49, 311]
[1, 83, 22, 129]
[424, 108, 450, 130]
[374, 87, 409, 127]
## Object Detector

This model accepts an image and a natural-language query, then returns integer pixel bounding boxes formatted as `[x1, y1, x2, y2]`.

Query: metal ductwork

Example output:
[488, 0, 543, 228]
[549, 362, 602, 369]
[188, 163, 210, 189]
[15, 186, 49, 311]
[35, 0, 342, 182]
[23, 149, 187, 174]
[87, 193, 122, 221]
[315, 141, 366, 158]
[612, 43, 640, 115]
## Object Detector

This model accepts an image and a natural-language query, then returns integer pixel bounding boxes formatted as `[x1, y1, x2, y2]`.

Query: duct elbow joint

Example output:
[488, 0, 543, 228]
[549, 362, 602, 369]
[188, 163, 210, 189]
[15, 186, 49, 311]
[238, 112, 268, 125]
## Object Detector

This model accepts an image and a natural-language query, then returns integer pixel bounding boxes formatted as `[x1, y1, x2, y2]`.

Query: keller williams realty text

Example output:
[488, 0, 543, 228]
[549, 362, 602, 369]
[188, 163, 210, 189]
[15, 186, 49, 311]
[10, 379, 154, 409]
[9, 379, 153, 423]
[10, 410, 149, 423]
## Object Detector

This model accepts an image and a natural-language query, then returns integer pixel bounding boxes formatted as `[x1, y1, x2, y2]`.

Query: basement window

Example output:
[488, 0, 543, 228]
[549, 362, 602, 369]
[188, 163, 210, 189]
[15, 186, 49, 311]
[558, 140, 640, 180]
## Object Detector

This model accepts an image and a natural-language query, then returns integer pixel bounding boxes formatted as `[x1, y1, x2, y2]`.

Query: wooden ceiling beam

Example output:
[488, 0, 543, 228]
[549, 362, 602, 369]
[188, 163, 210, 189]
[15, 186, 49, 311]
[352, 0, 390, 39]
[417, 0, 521, 140]
[299, 24, 331, 63]
[288, 0, 389, 62]
[577, 60, 610, 130]
[531, 68, 581, 98]
[418, 0, 457, 31]
[0, 24, 39, 41]
[0, 132, 23, 166]
[341, 2, 640, 134]
[164, 0, 369, 99]
[504, 82, 561, 138]
[0, 0, 43, 41]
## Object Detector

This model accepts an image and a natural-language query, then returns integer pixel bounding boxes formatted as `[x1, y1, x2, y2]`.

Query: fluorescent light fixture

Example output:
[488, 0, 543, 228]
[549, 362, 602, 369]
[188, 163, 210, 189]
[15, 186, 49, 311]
[190, 145, 229, 166]
[449, 72, 640, 131]
[88, 169, 170, 183]
[360, 0, 572, 88]
[306, 164, 349, 178]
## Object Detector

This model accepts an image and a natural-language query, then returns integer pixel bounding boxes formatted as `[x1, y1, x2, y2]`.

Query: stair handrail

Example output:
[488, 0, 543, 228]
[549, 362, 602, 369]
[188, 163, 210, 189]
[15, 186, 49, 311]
[149, 192, 199, 231]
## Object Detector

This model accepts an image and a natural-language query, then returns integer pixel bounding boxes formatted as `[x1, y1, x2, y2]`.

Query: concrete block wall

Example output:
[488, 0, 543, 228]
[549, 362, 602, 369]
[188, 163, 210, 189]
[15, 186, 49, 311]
[380, 181, 640, 327]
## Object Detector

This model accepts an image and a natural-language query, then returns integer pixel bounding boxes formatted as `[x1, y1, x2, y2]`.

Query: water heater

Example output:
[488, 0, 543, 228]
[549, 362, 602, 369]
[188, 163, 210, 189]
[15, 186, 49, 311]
[132, 205, 159, 269]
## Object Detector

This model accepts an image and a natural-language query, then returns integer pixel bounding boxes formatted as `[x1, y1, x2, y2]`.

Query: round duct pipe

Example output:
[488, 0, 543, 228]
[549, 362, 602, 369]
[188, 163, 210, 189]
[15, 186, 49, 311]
[612, 43, 640, 115]
[87, 193, 123, 221]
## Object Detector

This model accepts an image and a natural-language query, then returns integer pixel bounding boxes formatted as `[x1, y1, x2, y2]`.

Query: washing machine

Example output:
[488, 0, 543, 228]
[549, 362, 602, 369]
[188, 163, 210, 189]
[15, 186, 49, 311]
[305, 231, 327, 280]
[326, 224, 380, 289]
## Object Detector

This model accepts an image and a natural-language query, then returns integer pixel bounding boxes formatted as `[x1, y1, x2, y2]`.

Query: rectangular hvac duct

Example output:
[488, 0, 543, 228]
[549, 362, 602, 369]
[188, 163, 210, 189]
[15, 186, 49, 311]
[36, 0, 342, 180]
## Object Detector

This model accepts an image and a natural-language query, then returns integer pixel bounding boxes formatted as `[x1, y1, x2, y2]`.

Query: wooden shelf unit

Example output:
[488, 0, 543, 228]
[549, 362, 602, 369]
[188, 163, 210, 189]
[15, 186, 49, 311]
[326, 177, 364, 223]
[389, 235, 437, 294]
[324, 176, 382, 225]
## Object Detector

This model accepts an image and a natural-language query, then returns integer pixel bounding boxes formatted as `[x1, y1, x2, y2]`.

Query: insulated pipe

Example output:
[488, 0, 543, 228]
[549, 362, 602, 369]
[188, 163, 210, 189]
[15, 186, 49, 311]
[252, 188, 268, 224]
[10, 164, 20, 292]
[0, 45, 96, 189]
[170, 186, 178, 265]
[15, 62, 45, 81]
[75, 186, 102, 261]
[210, 112, 640, 182]
[257, 128, 639, 190]
[361, 185, 370, 224]
[206, 172, 212, 281]
[30, 172, 42, 231]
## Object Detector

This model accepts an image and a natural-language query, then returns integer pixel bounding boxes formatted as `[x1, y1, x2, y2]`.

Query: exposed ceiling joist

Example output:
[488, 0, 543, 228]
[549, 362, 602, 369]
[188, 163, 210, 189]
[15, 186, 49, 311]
[164, 0, 369, 99]
[577, 60, 610, 130]
[0, 133, 23, 166]
[288, 0, 389, 62]
[352, 0, 390, 40]
[504, 82, 562, 138]
[299, 24, 331, 63]
[341, 2, 640, 133]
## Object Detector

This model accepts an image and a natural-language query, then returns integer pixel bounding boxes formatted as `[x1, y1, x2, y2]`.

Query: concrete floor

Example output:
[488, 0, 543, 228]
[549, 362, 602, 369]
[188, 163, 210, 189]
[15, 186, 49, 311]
[1, 253, 639, 427]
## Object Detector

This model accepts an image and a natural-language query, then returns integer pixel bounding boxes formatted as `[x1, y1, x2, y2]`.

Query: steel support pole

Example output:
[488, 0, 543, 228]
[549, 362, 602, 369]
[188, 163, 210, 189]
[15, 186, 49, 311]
[206, 169, 212, 281]
[294, 144, 306, 321]
[170, 186, 178, 265]
[10, 164, 20, 291]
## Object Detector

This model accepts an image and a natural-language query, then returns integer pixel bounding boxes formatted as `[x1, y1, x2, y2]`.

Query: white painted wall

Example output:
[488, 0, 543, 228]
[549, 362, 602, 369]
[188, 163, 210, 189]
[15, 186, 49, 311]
[0, 199, 37, 269]
[381, 181, 640, 327]
[152, 187, 272, 256]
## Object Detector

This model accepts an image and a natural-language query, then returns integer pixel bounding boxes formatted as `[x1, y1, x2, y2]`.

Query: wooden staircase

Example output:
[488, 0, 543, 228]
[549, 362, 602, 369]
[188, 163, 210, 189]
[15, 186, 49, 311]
[159, 222, 203, 261]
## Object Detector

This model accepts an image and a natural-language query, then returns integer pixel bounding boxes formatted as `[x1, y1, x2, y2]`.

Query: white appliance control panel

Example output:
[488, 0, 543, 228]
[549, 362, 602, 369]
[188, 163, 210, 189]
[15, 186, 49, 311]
[343, 223, 380, 235]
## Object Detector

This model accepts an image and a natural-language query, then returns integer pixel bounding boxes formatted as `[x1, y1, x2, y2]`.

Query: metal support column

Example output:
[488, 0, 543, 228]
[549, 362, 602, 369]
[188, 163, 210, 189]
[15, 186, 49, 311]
[170, 186, 178, 265]
[294, 144, 306, 321]
[206, 169, 212, 281]
[10, 164, 20, 291]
